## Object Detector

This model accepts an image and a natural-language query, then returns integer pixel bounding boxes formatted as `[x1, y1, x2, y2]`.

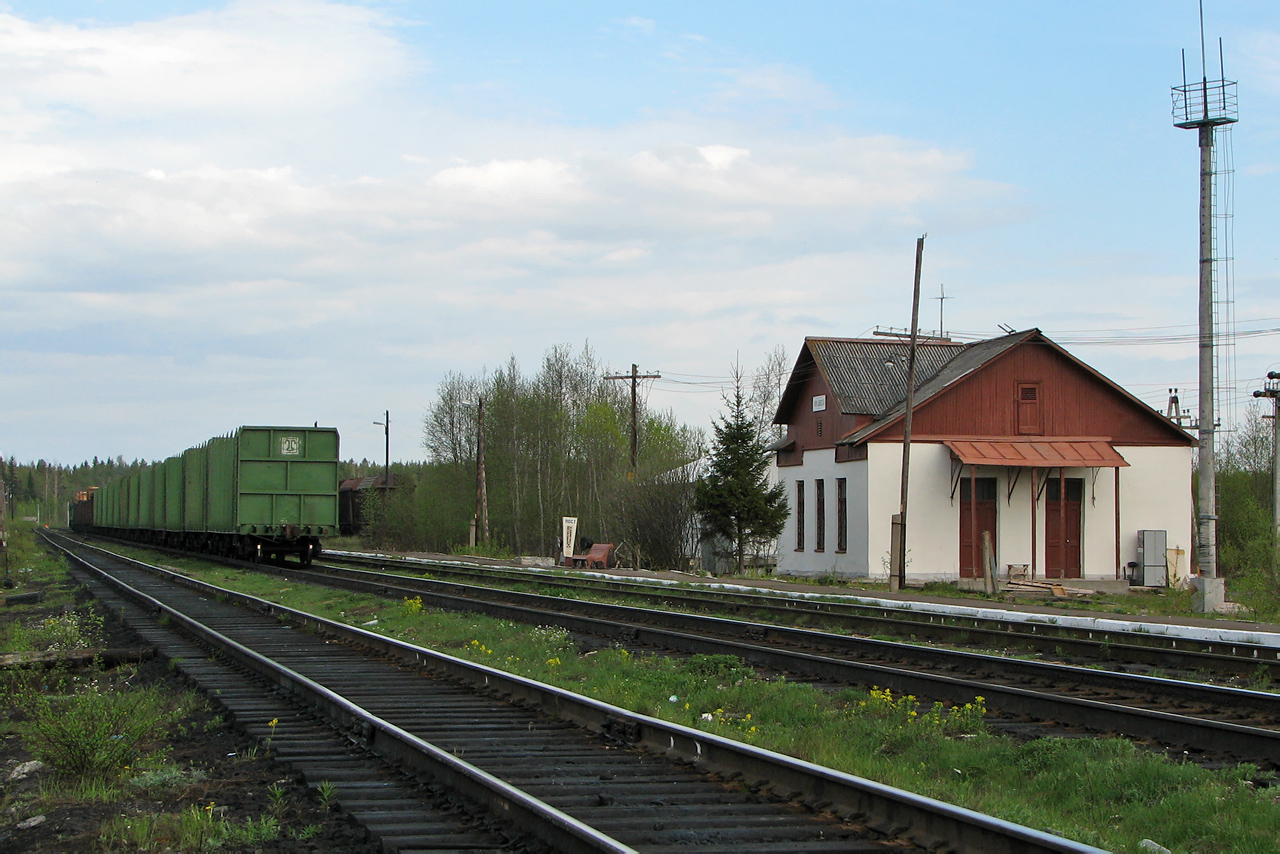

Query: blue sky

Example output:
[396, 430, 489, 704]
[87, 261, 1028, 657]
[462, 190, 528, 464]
[2, 1, 1278, 465]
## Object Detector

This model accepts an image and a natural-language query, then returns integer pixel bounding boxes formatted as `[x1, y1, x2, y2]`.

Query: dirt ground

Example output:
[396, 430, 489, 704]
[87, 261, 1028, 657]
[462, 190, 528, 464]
[0, 562, 376, 852]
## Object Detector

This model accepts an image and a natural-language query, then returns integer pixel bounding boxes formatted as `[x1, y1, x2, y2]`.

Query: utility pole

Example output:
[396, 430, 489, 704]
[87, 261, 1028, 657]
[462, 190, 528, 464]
[476, 396, 488, 544]
[604, 364, 661, 475]
[1173, 11, 1237, 611]
[1254, 372, 1280, 550]
[371, 412, 389, 491]
[372, 411, 391, 544]
[891, 234, 926, 592]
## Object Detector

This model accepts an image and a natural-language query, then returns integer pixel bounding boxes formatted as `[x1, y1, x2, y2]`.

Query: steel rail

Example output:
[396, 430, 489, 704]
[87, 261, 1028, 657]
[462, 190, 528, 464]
[46, 534, 636, 854]
[241, 555, 1280, 765]
[323, 551, 1280, 675]
[49, 532, 1104, 854]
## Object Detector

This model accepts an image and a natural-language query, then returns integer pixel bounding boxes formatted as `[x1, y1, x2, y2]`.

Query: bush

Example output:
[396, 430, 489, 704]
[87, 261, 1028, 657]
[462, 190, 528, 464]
[20, 684, 194, 781]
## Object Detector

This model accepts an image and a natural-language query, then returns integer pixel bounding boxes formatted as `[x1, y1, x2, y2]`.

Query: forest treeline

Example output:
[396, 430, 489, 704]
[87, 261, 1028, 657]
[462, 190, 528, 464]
[4, 344, 787, 573]
[357, 343, 785, 569]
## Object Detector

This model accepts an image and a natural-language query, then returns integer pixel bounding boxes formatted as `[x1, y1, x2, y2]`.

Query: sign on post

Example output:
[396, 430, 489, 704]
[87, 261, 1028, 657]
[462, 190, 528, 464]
[561, 516, 578, 560]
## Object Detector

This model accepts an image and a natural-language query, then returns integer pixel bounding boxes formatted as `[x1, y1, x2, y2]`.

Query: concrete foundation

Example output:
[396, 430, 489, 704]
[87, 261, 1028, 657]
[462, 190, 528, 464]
[1191, 576, 1227, 613]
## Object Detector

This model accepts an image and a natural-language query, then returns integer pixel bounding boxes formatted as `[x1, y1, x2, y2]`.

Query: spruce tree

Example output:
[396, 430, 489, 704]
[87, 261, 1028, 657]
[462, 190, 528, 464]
[694, 374, 788, 574]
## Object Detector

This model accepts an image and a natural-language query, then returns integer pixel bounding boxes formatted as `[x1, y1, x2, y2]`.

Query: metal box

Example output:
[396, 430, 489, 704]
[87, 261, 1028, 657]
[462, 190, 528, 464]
[1136, 529, 1168, 587]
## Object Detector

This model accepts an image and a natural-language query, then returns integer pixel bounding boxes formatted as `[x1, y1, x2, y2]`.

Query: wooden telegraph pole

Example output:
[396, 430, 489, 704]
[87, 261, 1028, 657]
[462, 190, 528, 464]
[891, 235, 926, 592]
[605, 364, 661, 475]
[476, 396, 488, 544]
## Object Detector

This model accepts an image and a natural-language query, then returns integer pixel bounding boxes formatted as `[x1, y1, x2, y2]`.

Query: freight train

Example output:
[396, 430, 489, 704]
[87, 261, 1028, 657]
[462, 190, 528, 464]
[71, 426, 339, 565]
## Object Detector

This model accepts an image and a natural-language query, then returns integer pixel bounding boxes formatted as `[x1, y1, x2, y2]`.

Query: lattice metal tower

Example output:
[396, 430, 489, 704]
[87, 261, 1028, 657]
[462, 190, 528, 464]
[1172, 9, 1237, 585]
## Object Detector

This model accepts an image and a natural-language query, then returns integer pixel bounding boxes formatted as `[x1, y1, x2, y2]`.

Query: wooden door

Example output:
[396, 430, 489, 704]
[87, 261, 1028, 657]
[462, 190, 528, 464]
[959, 478, 997, 578]
[1045, 477, 1083, 579]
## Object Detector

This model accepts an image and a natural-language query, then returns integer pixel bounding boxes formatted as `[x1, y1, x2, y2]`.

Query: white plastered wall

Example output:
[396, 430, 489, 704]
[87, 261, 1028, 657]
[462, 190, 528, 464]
[774, 449, 868, 578]
[1115, 446, 1194, 585]
[777, 443, 1192, 584]
[865, 444, 1192, 583]
[865, 442, 958, 582]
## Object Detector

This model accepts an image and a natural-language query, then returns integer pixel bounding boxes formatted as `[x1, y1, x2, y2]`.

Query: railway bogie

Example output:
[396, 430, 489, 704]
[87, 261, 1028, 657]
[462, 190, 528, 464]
[71, 425, 338, 565]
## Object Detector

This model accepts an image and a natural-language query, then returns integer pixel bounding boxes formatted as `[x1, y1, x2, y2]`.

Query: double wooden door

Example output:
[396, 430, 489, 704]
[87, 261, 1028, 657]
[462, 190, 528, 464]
[1044, 477, 1083, 579]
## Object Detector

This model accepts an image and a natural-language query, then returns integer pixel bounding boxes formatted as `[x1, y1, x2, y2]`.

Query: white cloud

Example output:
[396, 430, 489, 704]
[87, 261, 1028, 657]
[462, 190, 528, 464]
[601, 247, 650, 263]
[429, 158, 583, 202]
[697, 144, 749, 170]
[621, 16, 656, 36]
[0, 1, 406, 116]
[0, 2, 1037, 463]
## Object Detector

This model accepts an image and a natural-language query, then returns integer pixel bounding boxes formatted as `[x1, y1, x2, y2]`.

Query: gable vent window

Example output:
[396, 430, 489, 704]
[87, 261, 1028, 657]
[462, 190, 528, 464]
[816, 418, 823, 437]
[1017, 382, 1042, 435]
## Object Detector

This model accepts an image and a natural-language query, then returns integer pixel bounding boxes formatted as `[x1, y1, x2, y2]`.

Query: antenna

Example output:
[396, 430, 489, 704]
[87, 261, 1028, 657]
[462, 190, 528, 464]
[931, 284, 953, 338]
[1199, 0, 1207, 81]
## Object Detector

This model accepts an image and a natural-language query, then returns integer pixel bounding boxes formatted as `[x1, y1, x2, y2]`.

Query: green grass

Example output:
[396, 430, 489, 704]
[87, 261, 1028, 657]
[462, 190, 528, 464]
[128, 555, 1280, 853]
[0, 521, 79, 611]
[99, 804, 283, 852]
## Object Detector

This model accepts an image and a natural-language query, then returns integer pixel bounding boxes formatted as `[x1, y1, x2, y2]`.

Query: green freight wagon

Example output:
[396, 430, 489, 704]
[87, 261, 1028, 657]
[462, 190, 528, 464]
[89, 426, 339, 565]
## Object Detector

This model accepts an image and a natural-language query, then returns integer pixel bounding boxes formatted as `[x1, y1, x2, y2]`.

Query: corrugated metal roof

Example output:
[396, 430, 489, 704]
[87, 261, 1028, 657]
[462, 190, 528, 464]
[839, 331, 1032, 444]
[944, 438, 1130, 468]
[809, 338, 964, 416]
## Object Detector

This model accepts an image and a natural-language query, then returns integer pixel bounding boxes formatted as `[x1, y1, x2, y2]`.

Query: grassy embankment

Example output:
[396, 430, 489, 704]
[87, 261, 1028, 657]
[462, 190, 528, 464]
[122, 546, 1280, 854]
[0, 523, 326, 851]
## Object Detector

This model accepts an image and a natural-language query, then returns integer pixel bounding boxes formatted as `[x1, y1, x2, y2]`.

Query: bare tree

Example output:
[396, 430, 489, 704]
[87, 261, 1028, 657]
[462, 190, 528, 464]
[748, 345, 791, 443]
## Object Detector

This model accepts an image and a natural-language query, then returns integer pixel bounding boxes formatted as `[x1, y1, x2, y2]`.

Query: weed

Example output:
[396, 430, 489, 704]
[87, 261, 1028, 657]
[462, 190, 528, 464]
[401, 595, 424, 617]
[316, 779, 338, 811]
[1249, 663, 1272, 692]
[267, 782, 287, 818]
[127, 764, 206, 793]
[294, 823, 322, 841]
[265, 716, 279, 750]
[99, 803, 281, 851]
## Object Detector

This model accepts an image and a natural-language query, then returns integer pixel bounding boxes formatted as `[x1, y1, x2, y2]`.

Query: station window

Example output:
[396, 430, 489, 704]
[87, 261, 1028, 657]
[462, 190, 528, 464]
[814, 479, 825, 552]
[795, 480, 805, 551]
[836, 478, 847, 553]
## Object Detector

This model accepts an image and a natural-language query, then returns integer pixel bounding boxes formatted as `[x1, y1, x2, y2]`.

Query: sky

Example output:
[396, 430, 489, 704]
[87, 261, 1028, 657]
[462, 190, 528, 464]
[2, 1, 1279, 466]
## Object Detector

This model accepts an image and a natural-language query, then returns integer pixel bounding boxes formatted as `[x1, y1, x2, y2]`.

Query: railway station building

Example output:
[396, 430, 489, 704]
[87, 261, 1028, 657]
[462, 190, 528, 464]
[769, 329, 1196, 583]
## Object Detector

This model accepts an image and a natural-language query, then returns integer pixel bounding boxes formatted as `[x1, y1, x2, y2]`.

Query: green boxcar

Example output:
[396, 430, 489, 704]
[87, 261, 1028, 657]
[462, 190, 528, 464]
[137, 468, 152, 529]
[183, 446, 206, 532]
[152, 463, 166, 532]
[90, 425, 339, 564]
[164, 456, 183, 531]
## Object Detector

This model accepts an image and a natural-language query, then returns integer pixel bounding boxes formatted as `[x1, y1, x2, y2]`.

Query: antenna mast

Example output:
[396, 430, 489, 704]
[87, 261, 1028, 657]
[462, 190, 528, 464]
[1172, 1, 1237, 611]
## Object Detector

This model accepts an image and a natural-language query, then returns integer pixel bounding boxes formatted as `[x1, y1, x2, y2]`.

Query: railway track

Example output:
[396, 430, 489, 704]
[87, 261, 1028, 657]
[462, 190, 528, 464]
[45, 531, 1102, 854]
[136, 543, 1280, 769]
[325, 551, 1280, 678]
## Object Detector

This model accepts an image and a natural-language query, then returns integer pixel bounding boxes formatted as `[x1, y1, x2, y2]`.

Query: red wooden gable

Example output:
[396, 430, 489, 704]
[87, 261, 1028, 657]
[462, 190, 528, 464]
[870, 337, 1193, 446]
